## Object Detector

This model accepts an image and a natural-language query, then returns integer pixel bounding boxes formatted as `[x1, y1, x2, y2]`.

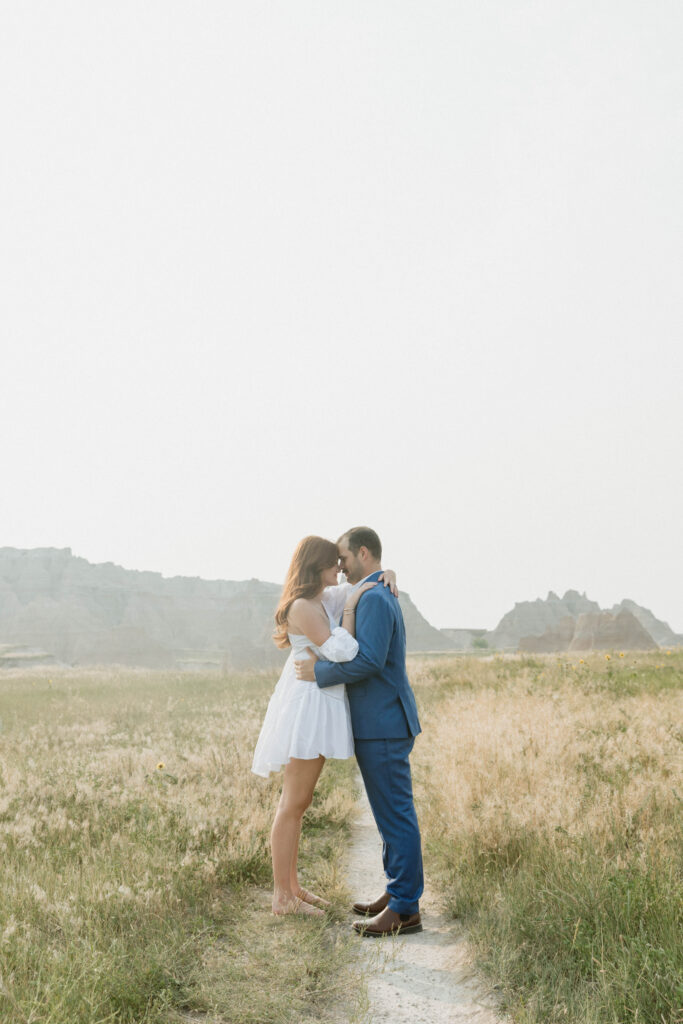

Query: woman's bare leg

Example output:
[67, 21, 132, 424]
[289, 817, 330, 908]
[271, 755, 325, 915]
[289, 816, 303, 894]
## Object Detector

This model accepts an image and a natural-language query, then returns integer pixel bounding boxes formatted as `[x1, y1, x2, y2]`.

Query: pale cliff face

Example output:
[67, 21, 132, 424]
[487, 590, 600, 649]
[520, 610, 658, 653]
[488, 590, 675, 652]
[0, 548, 454, 668]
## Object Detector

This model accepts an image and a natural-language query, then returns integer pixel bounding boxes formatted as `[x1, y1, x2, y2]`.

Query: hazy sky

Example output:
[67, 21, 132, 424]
[2, 2, 682, 632]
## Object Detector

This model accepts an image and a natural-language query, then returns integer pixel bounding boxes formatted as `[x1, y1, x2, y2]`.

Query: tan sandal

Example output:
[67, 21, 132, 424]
[272, 896, 324, 918]
[296, 887, 330, 908]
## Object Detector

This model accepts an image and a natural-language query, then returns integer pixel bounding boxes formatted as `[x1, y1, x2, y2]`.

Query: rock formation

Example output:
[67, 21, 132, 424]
[2, 549, 677, 665]
[398, 596, 461, 652]
[0, 548, 286, 669]
[486, 590, 600, 650]
[608, 599, 681, 647]
[569, 610, 658, 651]
[0, 547, 456, 669]
[518, 616, 577, 653]
[520, 610, 658, 653]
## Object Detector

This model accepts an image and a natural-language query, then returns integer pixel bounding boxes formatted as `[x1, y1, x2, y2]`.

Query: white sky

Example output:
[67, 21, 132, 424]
[2, 1, 682, 632]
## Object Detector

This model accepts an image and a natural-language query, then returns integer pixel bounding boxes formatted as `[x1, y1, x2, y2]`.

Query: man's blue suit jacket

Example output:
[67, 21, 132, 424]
[315, 571, 421, 740]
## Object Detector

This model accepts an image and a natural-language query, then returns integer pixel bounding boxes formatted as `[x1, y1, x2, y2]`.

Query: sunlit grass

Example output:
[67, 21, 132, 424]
[5, 651, 679, 1023]
[0, 668, 360, 1023]
[411, 650, 683, 1024]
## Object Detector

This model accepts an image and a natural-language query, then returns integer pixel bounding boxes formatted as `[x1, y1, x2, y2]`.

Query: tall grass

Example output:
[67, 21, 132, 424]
[0, 668, 360, 1023]
[411, 651, 683, 1024]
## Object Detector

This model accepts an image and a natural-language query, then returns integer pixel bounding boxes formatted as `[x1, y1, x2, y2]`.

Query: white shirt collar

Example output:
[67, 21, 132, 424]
[350, 570, 381, 593]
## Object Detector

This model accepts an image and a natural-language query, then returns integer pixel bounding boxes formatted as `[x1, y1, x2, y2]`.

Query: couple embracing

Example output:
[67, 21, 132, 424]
[252, 526, 423, 938]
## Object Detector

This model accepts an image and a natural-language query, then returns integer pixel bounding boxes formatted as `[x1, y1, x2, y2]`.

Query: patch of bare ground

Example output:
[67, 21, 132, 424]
[330, 777, 508, 1024]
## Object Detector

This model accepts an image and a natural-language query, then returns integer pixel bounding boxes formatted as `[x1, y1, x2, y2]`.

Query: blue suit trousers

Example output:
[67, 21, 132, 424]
[354, 736, 424, 915]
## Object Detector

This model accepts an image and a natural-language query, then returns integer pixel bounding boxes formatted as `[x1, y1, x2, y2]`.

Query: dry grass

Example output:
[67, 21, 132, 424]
[410, 651, 683, 1024]
[0, 667, 361, 1023]
[4, 653, 679, 1023]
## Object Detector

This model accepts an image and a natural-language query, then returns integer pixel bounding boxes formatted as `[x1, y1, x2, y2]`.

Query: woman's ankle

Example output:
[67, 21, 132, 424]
[272, 887, 295, 910]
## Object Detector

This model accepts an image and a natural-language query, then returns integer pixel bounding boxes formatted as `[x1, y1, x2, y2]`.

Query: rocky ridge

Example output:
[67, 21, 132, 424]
[0, 549, 678, 667]
[519, 610, 659, 653]
[482, 589, 680, 652]
[0, 547, 452, 669]
[485, 590, 601, 649]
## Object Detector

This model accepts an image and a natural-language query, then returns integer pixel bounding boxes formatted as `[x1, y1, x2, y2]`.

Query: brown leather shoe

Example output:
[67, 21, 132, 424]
[353, 906, 422, 937]
[352, 891, 390, 916]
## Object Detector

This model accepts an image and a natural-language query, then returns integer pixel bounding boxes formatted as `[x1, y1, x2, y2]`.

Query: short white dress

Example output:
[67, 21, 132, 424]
[251, 584, 356, 778]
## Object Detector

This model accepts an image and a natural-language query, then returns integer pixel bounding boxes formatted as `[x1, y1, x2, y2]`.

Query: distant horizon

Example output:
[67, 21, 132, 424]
[2, 543, 680, 636]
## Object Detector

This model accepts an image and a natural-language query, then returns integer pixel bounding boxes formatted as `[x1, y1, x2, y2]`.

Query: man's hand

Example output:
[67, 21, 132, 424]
[295, 653, 318, 681]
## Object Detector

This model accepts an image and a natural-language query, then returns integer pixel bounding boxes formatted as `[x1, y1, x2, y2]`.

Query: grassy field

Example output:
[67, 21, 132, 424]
[0, 668, 361, 1024]
[410, 650, 683, 1024]
[2, 654, 681, 1024]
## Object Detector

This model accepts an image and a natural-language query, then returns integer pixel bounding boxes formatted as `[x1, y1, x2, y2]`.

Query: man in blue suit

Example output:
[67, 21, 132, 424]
[295, 526, 424, 936]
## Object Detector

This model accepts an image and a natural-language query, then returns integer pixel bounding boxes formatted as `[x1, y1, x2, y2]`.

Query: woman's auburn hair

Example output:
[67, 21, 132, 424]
[273, 536, 338, 649]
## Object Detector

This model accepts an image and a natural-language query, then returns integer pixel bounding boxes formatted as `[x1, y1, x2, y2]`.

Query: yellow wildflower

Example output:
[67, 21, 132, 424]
[156, 762, 165, 771]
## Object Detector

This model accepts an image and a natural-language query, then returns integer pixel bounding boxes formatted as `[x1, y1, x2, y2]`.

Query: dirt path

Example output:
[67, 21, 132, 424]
[340, 776, 508, 1024]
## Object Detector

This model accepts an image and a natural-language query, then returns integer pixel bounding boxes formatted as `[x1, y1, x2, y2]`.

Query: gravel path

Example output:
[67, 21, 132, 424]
[339, 776, 508, 1024]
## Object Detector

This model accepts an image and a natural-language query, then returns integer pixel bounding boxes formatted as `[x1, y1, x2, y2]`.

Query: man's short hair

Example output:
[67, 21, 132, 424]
[338, 526, 382, 561]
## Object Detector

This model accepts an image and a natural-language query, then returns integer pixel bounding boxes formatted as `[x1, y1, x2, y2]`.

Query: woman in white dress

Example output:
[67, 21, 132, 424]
[251, 535, 396, 917]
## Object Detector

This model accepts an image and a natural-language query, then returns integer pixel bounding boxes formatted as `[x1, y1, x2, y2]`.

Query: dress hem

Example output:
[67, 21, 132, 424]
[251, 750, 353, 778]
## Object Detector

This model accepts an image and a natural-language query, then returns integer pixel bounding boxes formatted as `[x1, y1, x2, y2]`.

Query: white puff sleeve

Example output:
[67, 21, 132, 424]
[318, 627, 359, 663]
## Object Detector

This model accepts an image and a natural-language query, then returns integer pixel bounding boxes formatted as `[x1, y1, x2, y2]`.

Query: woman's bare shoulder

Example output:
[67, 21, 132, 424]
[287, 597, 320, 625]
[287, 597, 330, 642]
[289, 597, 318, 614]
